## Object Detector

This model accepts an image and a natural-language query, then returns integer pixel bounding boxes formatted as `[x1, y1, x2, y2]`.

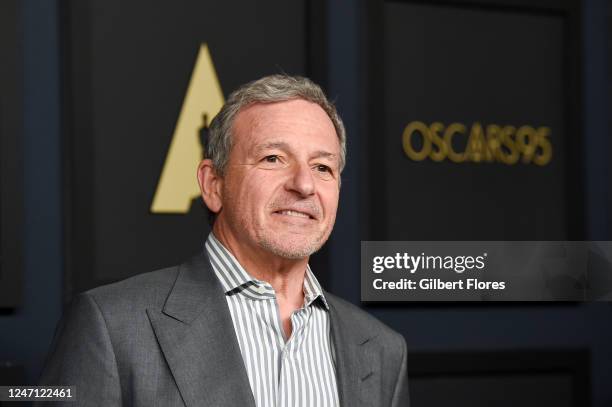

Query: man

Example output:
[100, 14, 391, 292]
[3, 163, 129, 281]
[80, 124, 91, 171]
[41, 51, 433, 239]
[40, 75, 409, 406]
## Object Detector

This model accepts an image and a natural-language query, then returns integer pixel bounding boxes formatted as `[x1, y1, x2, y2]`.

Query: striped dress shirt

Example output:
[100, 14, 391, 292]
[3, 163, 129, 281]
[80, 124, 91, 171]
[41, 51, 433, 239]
[205, 233, 340, 407]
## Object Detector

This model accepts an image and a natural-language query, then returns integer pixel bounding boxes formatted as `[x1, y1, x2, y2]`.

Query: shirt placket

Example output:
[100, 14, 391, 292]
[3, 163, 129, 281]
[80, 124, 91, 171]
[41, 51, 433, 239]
[278, 302, 313, 406]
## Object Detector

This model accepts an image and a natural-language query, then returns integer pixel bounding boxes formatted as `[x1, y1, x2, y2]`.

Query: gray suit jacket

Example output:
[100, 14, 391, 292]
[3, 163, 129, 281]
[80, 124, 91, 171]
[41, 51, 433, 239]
[39, 252, 409, 406]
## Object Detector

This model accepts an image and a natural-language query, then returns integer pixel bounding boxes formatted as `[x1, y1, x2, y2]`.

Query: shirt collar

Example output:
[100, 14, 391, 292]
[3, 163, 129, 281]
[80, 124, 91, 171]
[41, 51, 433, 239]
[205, 232, 329, 309]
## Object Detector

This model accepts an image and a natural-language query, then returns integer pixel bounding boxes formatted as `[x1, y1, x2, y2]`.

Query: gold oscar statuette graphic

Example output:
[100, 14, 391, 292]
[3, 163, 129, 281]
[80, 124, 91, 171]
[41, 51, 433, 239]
[151, 43, 225, 213]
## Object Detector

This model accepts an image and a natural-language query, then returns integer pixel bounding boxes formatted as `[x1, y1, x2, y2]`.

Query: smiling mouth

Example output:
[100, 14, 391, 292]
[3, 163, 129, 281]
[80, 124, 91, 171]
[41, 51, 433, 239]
[274, 210, 315, 220]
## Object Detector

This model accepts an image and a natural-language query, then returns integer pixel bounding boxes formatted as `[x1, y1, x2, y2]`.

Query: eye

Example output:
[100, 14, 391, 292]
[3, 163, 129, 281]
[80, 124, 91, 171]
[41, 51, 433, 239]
[313, 164, 335, 180]
[259, 154, 286, 169]
[316, 164, 332, 173]
[264, 155, 279, 163]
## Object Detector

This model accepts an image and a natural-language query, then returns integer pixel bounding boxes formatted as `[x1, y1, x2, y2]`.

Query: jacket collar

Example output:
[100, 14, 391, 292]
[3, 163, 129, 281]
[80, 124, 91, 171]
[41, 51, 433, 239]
[148, 252, 256, 407]
[326, 292, 381, 406]
[149, 251, 379, 407]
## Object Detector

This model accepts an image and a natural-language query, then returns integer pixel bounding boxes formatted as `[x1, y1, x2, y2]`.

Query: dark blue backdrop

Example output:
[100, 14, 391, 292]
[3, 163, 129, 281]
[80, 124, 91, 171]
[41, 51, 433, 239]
[0, 0, 610, 406]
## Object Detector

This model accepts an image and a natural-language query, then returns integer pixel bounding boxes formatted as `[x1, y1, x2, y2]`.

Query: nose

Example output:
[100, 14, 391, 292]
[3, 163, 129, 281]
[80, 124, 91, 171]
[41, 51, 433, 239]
[285, 162, 315, 197]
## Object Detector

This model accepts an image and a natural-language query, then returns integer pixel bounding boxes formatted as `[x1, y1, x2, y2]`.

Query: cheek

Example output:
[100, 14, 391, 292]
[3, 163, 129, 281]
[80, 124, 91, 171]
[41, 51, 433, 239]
[236, 175, 277, 215]
[222, 175, 255, 218]
[320, 185, 340, 218]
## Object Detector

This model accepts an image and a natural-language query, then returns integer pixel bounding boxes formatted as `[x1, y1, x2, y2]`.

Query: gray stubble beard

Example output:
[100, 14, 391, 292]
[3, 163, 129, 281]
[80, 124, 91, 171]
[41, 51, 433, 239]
[255, 226, 332, 260]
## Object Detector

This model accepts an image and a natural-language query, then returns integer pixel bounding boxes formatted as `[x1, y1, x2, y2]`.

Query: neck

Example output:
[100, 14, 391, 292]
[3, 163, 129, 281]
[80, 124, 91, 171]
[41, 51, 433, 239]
[212, 224, 308, 306]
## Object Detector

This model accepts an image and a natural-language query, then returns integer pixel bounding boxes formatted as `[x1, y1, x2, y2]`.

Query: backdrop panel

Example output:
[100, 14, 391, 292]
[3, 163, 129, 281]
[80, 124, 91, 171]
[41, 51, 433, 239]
[362, 0, 583, 241]
[408, 349, 590, 407]
[0, 0, 23, 309]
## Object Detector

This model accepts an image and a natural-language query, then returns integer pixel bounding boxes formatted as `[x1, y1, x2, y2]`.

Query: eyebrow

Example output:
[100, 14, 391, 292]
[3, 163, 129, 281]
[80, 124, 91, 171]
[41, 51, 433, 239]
[253, 141, 338, 162]
[253, 141, 290, 156]
[311, 150, 338, 162]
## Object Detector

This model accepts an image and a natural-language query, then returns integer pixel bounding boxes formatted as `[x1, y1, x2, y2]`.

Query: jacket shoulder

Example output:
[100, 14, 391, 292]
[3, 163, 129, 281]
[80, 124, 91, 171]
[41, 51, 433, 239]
[83, 265, 180, 313]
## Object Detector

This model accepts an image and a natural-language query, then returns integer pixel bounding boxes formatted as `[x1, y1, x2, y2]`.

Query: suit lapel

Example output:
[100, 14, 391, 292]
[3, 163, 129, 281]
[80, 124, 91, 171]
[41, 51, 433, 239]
[327, 295, 381, 407]
[147, 253, 255, 407]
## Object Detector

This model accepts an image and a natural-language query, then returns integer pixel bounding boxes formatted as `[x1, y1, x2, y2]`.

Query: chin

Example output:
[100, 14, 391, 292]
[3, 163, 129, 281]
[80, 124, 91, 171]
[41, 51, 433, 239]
[256, 234, 327, 260]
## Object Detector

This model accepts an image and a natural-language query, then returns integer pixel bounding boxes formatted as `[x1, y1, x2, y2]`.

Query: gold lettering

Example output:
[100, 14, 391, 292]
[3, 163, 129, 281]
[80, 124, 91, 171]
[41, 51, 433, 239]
[485, 124, 502, 162]
[465, 122, 486, 162]
[402, 121, 431, 161]
[515, 125, 537, 164]
[498, 126, 519, 165]
[533, 126, 552, 166]
[401, 120, 552, 166]
[429, 122, 447, 162]
[443, 123, 467, 163]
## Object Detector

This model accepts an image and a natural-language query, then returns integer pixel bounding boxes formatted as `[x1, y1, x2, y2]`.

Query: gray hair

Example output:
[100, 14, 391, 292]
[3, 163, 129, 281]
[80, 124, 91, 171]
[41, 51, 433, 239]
[206, 74, 346, 176]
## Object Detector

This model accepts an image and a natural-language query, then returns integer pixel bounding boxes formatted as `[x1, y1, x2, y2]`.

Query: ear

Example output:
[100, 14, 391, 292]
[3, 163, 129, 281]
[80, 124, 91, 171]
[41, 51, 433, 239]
[197, 159, 223, 213]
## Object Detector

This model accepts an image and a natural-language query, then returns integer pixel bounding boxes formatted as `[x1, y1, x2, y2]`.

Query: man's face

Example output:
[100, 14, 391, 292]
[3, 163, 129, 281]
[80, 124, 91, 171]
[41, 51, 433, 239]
[216, 98, 341, 259]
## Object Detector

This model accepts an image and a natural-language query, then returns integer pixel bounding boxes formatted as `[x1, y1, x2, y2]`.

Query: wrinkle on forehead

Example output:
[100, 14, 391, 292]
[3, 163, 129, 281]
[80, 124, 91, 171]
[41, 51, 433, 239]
[231, 99, 339, 160]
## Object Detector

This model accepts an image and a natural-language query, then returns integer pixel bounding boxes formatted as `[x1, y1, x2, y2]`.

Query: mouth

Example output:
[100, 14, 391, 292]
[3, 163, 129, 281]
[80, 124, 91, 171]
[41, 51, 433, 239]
[273, 209, 317, 220]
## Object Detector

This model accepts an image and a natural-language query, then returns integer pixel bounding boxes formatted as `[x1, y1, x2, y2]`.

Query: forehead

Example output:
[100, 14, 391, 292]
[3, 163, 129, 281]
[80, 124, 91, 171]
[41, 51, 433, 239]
[231, 99, 339, 155]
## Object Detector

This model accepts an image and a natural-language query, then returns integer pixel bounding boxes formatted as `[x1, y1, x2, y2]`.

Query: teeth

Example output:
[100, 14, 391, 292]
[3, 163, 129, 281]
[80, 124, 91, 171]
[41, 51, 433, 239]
[278, 210, 310, 219]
